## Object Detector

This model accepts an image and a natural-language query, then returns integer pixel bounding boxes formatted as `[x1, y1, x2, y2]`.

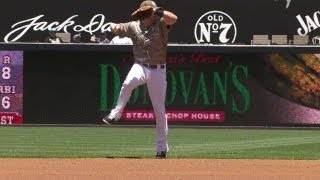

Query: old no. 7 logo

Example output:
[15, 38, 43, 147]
[194, 11, 237, 44]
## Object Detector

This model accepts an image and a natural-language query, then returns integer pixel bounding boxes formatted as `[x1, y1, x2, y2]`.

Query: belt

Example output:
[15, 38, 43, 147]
[142, 63, 165, 69]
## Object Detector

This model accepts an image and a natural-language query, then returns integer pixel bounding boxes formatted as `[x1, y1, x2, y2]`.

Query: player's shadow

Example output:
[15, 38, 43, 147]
[105, 156, 142, 159]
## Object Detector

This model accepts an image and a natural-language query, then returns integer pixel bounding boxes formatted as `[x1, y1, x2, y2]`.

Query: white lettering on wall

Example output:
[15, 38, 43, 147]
[297, 11, 320, 36]
[194, 11, 237, 44]
[4, 14, 113, 42]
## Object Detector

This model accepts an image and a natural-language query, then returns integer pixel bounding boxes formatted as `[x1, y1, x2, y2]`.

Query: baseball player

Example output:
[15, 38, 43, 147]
[103, 0, 178, 159]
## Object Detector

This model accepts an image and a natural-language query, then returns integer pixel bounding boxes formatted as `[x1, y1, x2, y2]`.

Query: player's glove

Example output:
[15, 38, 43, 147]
[131, 5, 154, 20]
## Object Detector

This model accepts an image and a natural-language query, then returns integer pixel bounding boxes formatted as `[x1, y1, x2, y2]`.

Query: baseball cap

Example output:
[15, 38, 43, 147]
[140, 0, 157, 8]
[131, 1, 159, 19]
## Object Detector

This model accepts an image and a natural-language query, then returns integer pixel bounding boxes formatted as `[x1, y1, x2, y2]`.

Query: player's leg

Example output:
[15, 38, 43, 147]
[146, 67, 169, 158]
[103, 63, 146, 124]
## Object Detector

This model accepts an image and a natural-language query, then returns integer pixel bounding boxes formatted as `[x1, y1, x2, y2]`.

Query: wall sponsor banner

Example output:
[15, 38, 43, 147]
[122, 110, 225, 122]
[99, 52, 250, 123]
[20, 50, 320, 125]
[1, 0, 320, 44]
[296, 10, 320, 36]
[3, 14, 113, 42]
[296, 10, 320, 44]
[98, 52, 320, 124]
[194, 11, 237, 44]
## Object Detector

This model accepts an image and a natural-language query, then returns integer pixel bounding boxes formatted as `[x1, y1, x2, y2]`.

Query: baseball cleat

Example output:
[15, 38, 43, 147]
[102, 115, 117, 125]
[156, 151, 167, 159]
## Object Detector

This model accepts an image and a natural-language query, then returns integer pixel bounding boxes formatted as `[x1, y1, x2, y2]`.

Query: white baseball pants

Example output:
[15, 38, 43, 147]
[109, 63, 169, 152]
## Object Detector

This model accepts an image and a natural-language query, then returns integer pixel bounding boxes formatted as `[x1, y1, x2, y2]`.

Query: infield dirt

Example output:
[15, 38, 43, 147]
[0, 159, 319, 180]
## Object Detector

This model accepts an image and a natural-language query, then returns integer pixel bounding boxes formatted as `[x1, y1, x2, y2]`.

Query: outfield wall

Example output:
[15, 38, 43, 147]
[1, 43, 320, 126]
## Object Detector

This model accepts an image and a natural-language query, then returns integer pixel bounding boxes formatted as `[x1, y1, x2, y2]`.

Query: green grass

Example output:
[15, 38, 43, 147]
[0, 127, 319, 159]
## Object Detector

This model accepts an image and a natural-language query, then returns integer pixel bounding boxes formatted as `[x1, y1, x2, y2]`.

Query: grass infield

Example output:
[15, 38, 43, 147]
[0, 127, 319, 159]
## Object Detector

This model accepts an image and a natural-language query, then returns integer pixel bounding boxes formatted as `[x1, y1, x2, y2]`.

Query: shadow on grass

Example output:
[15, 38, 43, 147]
[105, 156, 142, 159]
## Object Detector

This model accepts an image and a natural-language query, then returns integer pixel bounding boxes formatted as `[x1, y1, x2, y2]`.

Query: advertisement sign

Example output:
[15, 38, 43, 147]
[194, 11, 237, 44]
[1, 0, 320, 44]
[18, 49, 320, 125]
